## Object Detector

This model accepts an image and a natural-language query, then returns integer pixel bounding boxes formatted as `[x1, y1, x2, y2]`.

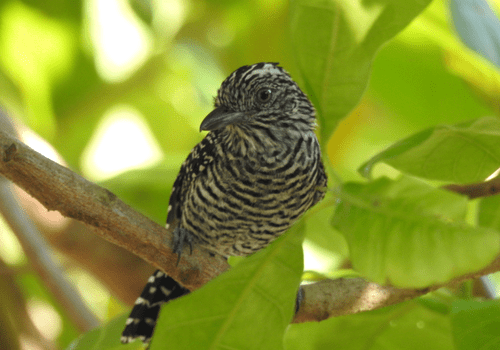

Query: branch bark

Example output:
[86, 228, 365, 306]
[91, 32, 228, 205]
[1, 130, 499, 326]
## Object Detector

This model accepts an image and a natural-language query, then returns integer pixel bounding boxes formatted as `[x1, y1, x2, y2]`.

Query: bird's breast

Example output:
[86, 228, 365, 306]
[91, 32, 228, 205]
[180, 133, 323, 256]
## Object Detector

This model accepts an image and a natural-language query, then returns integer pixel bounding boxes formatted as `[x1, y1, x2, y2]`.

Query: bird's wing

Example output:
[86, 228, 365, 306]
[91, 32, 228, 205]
[166, 132, 217, 228]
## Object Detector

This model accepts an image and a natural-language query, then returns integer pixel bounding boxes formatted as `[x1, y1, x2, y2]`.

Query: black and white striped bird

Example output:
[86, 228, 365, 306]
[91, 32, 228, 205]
[121, 62, 327, 344]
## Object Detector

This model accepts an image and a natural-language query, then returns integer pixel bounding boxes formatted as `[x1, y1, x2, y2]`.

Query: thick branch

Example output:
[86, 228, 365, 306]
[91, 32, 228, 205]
[0, 131, 229, 291]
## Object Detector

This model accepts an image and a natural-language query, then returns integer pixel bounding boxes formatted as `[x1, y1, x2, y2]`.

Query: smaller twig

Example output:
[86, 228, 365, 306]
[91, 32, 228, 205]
[443, 176, 500, 199]
[294, 254, 500, 322]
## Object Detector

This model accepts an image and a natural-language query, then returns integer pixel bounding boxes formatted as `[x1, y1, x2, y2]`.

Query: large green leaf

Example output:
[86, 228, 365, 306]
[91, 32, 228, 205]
[289, 0, 432, 146]
[451, 300, 500, 350]
[360, 116, 500, 183]
[285, 300, 453, 350]
[332, 176, 499, 287]
[149, 222, 305, 350]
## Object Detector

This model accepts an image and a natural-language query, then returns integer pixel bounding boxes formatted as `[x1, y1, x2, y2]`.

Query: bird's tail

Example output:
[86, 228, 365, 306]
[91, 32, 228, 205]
[121, 270, 190, 344]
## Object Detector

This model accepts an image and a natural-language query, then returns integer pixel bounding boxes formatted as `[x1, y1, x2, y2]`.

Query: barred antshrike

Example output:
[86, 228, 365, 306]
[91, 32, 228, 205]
[121, 62, 327, 343]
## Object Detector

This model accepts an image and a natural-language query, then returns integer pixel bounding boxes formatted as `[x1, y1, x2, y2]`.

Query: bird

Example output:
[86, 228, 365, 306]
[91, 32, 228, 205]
[121, 62, 327, 344]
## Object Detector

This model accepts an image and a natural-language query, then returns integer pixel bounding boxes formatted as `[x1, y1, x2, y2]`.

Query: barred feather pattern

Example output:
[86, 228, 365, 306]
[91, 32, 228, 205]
[120, 270, 189, 344]
[121, 62, 327, 344]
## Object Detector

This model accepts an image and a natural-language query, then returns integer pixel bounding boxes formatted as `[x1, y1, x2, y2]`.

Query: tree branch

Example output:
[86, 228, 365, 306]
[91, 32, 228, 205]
[1, 130, 499, 326]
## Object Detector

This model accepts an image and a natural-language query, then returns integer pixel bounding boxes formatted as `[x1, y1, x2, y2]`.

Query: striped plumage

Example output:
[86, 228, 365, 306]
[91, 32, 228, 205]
[121, 62, 327, 344]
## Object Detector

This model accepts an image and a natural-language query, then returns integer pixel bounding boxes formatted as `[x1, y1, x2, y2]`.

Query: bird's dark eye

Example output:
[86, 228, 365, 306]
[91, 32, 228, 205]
[256, 88, 272, 103]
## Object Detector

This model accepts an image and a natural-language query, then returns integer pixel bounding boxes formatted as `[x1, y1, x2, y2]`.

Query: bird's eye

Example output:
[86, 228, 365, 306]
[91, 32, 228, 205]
[256, 88, 273, 103]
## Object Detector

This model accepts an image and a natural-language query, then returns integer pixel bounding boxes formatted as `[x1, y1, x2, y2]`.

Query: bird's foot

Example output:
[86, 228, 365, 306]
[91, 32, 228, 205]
[295, 286, 304, 314]
[173, 227, 193, 265]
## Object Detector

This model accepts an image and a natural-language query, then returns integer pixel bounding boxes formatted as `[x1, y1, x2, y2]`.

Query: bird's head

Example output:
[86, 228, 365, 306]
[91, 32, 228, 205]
[200, 63, 317, 137]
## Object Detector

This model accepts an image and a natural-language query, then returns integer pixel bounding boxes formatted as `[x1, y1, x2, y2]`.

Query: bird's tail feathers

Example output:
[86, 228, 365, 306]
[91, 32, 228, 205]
[121, 270, 190, 344]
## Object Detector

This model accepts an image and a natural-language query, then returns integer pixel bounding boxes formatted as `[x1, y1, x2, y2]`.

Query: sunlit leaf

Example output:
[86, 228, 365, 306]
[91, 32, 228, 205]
[150, 222, 305, 350]
[289, 0, 432, 146]
[332, 176, 499, 287]
[359, 127, 434, 179]
[360, 117, 500, 183]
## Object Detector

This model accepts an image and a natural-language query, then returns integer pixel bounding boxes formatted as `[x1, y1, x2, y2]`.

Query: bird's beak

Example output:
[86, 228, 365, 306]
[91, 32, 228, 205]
[199, 106, 247, 132]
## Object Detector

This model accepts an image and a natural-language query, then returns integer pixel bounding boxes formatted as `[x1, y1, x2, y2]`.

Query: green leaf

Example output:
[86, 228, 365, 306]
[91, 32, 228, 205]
[332, 176, 499, 287]
[289, 0, 432, 146]
[417, 295, 452, 316]
[285, 300, 453, 350]
[67, 314, 144, 350]
[359, 127, 435, 179]
[150, 222, 305, 350]
[360, 117, 500, 183]
[478, 194, 500, 232]
[451, 300, 500, 350]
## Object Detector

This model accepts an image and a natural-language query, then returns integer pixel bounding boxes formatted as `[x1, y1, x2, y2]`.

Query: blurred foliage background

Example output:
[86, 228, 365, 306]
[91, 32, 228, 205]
[1, 0, 500, 349]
